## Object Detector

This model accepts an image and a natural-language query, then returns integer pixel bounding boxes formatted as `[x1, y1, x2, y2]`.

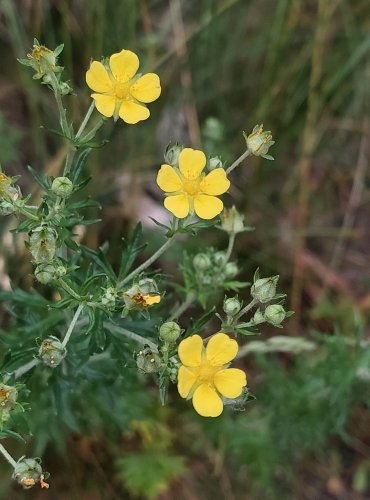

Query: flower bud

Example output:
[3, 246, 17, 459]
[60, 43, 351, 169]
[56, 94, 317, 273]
[29, 226, 57, 263]
[193, 253, 211, 271]
[38, 337, 66, 367]
[51, 177, 73, 198]
[264, 304, 286, 326]
[220, 206, 246, 234]
[34, 263, 57, 284]
[135, 348, 161, 374]
[101, 287, 116, 309]
[251, 276, 279, 303]
[223, 297, 241, 316]
[214, 251, 226, 267]
[59, 81, 73, 95]
[164, 142, 183, 167]
[12, 458, 45, 489]
[0, 383, 18, 412]
[27, 43, 57, 77]
[159, 321, 181, 343]
[225, 262, 238, 279]
[0, 200, 16, 216]
[208, 156, 223, 170]
[250, 308, 265, 326]
[244, 124, 274, 158]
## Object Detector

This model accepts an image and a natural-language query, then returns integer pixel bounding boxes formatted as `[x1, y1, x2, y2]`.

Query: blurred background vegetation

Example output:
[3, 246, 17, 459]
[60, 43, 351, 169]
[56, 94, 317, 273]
[0, 0, 369, 498]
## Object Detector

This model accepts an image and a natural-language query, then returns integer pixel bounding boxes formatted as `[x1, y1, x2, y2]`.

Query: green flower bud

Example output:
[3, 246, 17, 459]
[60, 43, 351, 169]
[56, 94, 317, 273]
[251, 308, 265, 326]
[51, 177, 73, 198]
[34, 263, 57, 284]
[38, 336, 66, 367]
[29, 226, 57, 264]
[225, 262, 238, 278]
[223, 297, 241, 316]
[0, 383, 18, 412]
[244, 124, 274, 158]
[220, 206, 246, 234]
[164, 142, 183, 167]
[159, 321, 181, 343]
[264, 304, 286, 327]
[101, 287, 116, 309]
[59, 81, 73, 96]
[135, 348, 161, 374]
[193, 253, 211, 271]
[208, 156, 223, 170]
[12, 458, 44, 489]
[0, 200, 15, 216]
[214, 251, 226, 267]
[251, 276, 279, 303]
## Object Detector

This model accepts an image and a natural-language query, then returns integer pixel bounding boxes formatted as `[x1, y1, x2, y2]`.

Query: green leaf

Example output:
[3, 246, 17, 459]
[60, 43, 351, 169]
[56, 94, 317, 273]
[118, 223, 147, 282]
[27, 165, 51, 192]
[186, 307, 215, 336]
[70, 149, 91, 183]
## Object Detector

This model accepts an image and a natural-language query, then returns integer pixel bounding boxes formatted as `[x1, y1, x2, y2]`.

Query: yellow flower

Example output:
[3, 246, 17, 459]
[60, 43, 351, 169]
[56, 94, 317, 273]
[85, 49, 161, 124]
[156, 148, 230, 219]
[177, 333, 247, 417]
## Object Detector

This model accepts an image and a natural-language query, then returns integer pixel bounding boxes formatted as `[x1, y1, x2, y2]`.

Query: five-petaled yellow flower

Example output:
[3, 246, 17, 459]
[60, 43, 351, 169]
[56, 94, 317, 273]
[86, 49, 161, 124]
[157, 148, 230, 219]
[177, 333, 247, 417]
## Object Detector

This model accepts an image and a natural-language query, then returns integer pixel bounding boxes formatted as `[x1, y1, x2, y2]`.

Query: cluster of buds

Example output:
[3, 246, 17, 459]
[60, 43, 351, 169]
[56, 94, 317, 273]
[0, 171, 21, 216]
[0, 382, 18, 423]
[193, 250, 238, 289]
[219, 206, 252, 235]
[123, 278, 161, 313]
[29, 226, 57, 264]
[135, 347, 161, 374]
[38, 336, 66, 367]
[244, 124, 274, 160]
[12, 457, 49, 490]
[164, 142, 183, 167]
[34, 261, 66, 285]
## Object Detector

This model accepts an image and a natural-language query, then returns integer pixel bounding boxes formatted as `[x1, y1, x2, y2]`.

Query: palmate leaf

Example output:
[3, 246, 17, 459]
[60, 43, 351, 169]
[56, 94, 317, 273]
[80, 243, 116, 281]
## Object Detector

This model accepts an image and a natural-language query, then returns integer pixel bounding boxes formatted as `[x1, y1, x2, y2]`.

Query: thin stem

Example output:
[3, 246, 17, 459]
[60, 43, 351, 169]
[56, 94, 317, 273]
[223, 233, 235, 264]
[63, 148, 76, 176]
[226, 149, 251, 175]
[18, 207, 38, 221]
[168, 292, 195, 321]
[119, 237, 176, 289]
[58, 279, 82, 301]
[49, 73, 69, 136]
[233, 298, 257, 322]
[0, 443, 17, 468]
[75, 101, 95, 140]
[61, 303, 84, 348]
[81, 117, 105, 143]
[12, 359, 40, 380]
[105, 323, 157, 351]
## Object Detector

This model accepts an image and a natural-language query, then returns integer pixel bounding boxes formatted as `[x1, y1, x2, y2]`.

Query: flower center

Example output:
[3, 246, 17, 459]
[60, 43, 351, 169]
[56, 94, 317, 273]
[196, 361, 219, 383]
[182, 179, 200, 196]
[113, 81, 131, 100]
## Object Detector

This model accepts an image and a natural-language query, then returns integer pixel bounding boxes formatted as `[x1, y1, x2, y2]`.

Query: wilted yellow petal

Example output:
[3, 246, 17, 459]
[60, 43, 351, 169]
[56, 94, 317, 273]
[206, 333, 238, 366]
[130, 73, 161, 103]
[86, 61, 113, 93]
[178, 148, 206, 180]
[200, 168, 230, 196]
[157, 165, 182, 193]
[214, 368, 246, 398]
[164, 194, 190, 218]
[178, 335, 203, 367]
[192, 383, 223, 417]
[91, 93, 116, 117]
[177, 366, 197, 398]
[143, 295, 161, 306]
[193, 194, 223, 219]
[119, 101, 150, 124]
[109, 50, 139, 82]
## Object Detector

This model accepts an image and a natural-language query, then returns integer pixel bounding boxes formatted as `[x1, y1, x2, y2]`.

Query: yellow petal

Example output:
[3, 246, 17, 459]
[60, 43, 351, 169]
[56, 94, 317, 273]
[164, 194, 190, 219]
[214, 368, 247, 398]
[130, 73, 161, 103]
[109, 50, 139, 82]
[86, 61, 113, 93]
[178, 148, 206, 180]
[119, 101, 150, 124]
[178, 335, 203, 367]
[192, 384, 223, 417]
[157, 165, 182, 192]
[143, 295, 161, 306]
[200, 169, 230, 195]
[177, 366, 197, 398]
[193, 194, 223, 219]
[206, 333, 238, 366]
[91, 94, 116, 118]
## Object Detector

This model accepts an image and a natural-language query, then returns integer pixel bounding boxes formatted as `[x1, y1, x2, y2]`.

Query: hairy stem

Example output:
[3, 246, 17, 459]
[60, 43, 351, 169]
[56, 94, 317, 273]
[223, 232, 236, 264]
[0, 443, 17, 468]
[226, 149, 250, 175]
[233, 298, 258, 322]
[61, 303, 84, 348]
[58, 279, 82, 301]
[106, 323, 157, 351]
[168, 292, 195, 321]
[75, 101, 95, 140]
